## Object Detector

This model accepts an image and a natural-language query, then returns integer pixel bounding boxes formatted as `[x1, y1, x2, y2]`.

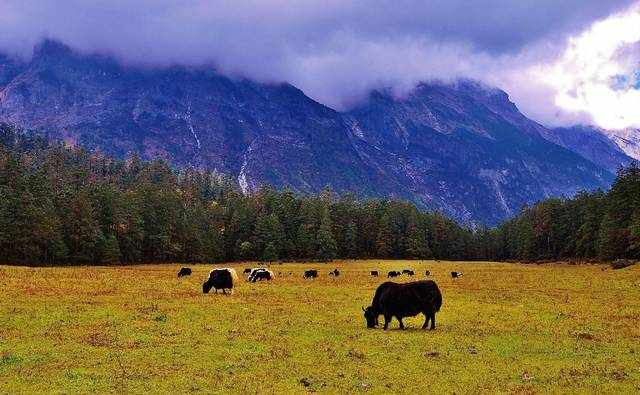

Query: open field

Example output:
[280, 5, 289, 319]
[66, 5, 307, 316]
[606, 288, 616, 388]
[1, 261, 640, 393]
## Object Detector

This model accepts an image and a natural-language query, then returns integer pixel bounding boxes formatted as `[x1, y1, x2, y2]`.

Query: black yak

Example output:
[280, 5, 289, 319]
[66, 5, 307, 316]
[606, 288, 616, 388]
[402, 269, 415, 276]
[363, 280, 442, 330]
[387, 271, 401, 278]
[243, 268, 252, 274]
[177, 267, 192, 278]
[451, 271, 463, 278]
[370, 271, 379, 277]
[329, 269, 340, 276]
[202, 268, 239, 294]
[303, 270, 318, 279]
[425, 270, 431, 276]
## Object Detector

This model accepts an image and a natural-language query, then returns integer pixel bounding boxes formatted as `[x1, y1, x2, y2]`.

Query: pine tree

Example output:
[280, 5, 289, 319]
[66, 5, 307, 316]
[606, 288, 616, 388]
[96, 232, 121, 264]
[315, 209, 337, 262]
[343, 221, 359, 258]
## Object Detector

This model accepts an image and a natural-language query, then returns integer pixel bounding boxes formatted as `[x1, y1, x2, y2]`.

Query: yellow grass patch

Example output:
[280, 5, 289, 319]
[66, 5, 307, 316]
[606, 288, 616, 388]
[1, 261, 639, 393]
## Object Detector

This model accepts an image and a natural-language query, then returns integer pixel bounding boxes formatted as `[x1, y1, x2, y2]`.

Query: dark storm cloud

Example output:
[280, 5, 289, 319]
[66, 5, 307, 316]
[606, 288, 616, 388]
[0, 0, 636, 120]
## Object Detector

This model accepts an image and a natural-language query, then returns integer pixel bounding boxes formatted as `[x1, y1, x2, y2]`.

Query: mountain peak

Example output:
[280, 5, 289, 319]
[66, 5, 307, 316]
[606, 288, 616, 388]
[33, 39, 74, 59]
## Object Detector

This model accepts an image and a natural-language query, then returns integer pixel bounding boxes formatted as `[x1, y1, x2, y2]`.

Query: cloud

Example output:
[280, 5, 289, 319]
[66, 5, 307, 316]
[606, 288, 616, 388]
[538, 3, 640, 129]
[0, 0, 637, 126]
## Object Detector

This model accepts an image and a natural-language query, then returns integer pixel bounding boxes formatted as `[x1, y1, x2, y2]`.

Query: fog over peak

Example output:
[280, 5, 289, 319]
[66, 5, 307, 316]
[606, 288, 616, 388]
[0, 0, 638, 127]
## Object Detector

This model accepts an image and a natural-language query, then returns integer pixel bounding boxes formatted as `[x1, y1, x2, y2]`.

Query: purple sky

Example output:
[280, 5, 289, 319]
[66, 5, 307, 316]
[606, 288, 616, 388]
[0, 0, 638, 126]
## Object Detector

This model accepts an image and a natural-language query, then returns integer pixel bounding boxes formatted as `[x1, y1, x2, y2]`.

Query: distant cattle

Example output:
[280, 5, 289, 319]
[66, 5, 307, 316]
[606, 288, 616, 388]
[611, 259, 635, 270]
[425, 270, 431, 276]
[303, 270, 318, 279]
[387, 271, 401, 278]
[363, 280, 442, 330]
[249, 268, 274, 282]
[243, 268, 252, 274]
[370, 271, 379, 277]
[451, 271, 463, 278]
[177, 267, 192, 278]
[329, 269, 340, 276]
[203, 268, 239, 294]
[402, 269, 415, 276]
[246, 268, 265, 279]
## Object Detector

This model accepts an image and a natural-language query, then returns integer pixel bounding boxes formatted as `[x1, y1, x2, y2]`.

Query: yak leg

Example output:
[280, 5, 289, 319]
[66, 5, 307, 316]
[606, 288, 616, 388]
[222, 289, 227, 295]
[397, 317, 405, 330]
[422, 313, 430, 329]
[383, 314, 392, 330]
[429, 312, 436, 330]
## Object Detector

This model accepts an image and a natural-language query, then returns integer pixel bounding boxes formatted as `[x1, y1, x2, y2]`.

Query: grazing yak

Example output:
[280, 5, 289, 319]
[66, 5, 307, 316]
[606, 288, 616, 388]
[451, 271, 463, 278]
[177, 267, 192, 278]
[363, 280, 442, 330]
[248, 268, 274, 282]
[387, 271, 401, 278]
[303, 270, 318, 279]
[329, 269, 340, 276]
[402, 269, 415, 276]
[425, 270, 431, 276]
[202, 268, 239, 294]
[370, 271, 379, 277]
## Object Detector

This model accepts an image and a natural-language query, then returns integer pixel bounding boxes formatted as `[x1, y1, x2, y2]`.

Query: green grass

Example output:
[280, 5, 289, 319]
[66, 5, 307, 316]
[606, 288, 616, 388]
[1, 261, 639, 393]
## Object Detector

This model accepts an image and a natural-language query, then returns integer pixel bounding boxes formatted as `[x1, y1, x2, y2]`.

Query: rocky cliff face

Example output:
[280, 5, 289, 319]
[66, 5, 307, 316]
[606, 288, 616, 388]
[0, 41, 616, 225]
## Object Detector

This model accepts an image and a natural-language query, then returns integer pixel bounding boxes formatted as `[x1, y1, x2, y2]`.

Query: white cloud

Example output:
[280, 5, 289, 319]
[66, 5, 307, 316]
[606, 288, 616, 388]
[539, 3, 640, 129]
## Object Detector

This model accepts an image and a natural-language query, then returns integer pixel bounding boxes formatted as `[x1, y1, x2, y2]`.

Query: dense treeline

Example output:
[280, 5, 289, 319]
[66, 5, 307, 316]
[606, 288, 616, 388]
[485, 163, 640, 261]
[0, 124, 477, 265]
[1, 124, 638, 266]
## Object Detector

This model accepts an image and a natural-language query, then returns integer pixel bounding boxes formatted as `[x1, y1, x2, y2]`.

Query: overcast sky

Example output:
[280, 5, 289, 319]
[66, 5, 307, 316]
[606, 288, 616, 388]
[0, 0, 639, 129]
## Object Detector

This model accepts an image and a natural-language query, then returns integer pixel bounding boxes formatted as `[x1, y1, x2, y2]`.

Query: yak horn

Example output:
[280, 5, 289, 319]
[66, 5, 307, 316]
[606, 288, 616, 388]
[362, 306, 366, 312]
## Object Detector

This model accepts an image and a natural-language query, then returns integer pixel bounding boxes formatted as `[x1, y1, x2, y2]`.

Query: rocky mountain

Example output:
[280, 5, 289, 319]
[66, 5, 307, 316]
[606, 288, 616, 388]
[543, 125, 634, 173]
[0, 41, 616, 225]
[602, 128, 640, 161]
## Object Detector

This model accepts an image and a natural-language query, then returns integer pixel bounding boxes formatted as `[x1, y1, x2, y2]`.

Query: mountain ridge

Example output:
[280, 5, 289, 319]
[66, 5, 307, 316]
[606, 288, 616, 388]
[0, 40, 617, 225]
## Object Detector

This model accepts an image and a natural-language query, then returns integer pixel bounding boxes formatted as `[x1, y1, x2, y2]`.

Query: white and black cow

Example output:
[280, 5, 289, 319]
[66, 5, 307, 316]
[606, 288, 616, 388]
[451, 271, 463, 279]
[248, 268, 274, 282]
[303, 270, 318, 279]
[203, 268, 239, 294]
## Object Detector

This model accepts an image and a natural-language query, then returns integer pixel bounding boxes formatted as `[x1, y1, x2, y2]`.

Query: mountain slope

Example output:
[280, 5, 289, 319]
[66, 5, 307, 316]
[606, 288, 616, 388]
[602, 128, 640, 161]
[0, 41, 615, 225]
[543, 125, 634, 173]
[345, 82, 613, 224]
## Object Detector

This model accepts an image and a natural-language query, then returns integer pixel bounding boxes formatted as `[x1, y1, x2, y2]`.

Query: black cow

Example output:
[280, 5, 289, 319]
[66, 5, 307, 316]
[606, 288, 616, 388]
[363, 280, 442, 330]
[425, 270, 431, 276]
[177, 267, 192, 278]
[329, 269, 340, 276]
[203, 268, 238, 294]
[303, 270, 318, 279]
[250, 269, 273, 282]
[387, 271, 401, 278]
[370, 271, 379, 277]
[243, 268, 252, 274]
[402, 269, 415, 276]
[451, 271, 463, 278]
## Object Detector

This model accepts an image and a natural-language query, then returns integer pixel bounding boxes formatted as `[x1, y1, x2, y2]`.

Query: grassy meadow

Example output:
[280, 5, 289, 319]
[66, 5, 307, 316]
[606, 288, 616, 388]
[1, 260, 639, 393]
